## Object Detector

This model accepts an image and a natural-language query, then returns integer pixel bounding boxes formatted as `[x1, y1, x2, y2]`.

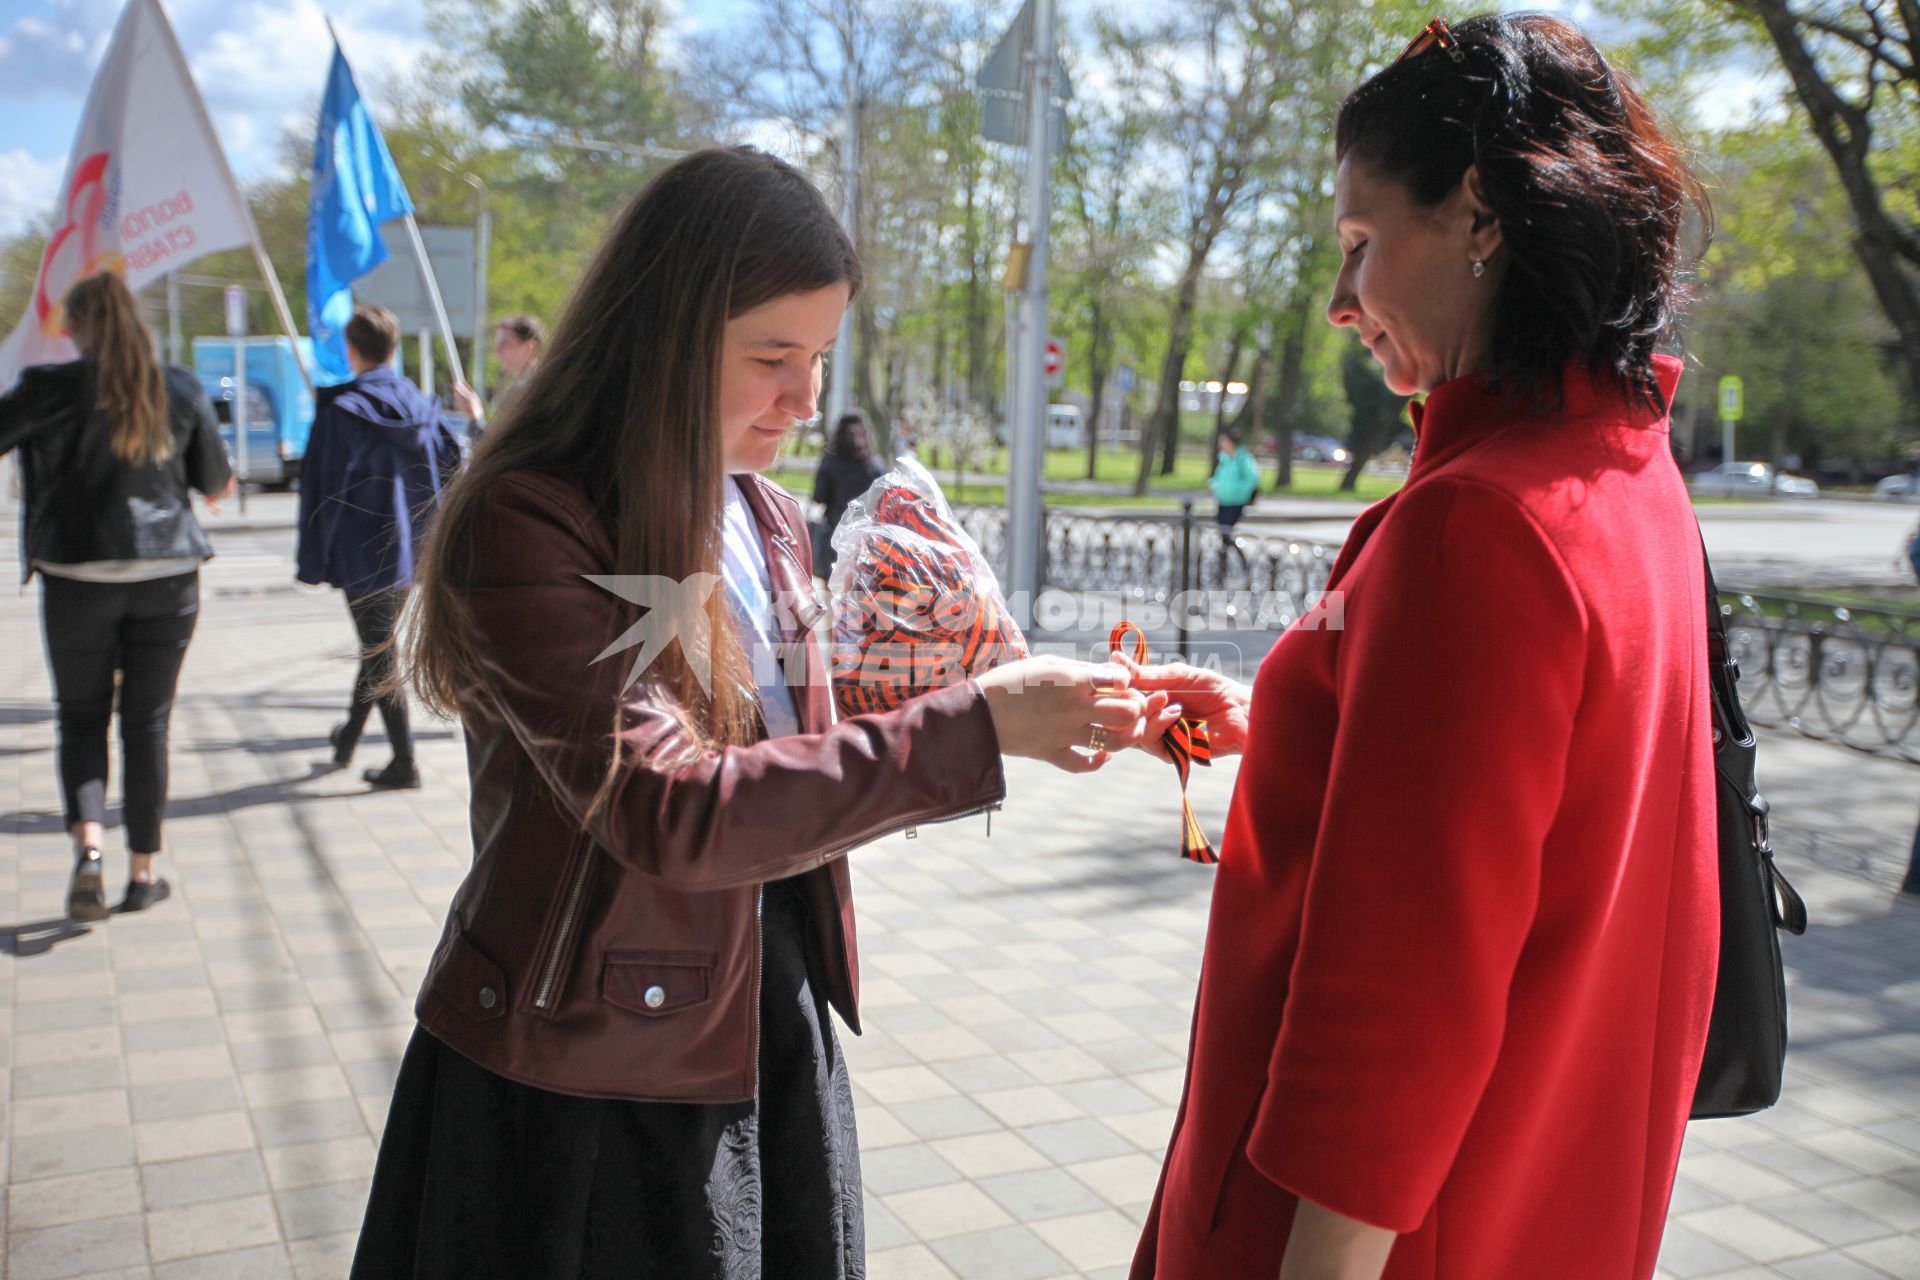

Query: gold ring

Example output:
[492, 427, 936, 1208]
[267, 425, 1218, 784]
[1088, 724, 1109, 753]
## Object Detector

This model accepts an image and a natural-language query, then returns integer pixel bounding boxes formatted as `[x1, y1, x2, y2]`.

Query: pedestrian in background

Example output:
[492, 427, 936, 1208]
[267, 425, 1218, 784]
[809, 408, 884, 578]
[0, 271, 232, 920]
[451, 312, 544, 438]
[1209, 431, 1261, 529]
[1126, 14, 1719, 1279]
[296, 304, 462, 791]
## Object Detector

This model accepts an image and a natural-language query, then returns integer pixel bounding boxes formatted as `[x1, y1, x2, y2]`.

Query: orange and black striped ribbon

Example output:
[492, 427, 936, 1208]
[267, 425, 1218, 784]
[832, 486, 1029, 718]
[1108, 622, 1217, 865]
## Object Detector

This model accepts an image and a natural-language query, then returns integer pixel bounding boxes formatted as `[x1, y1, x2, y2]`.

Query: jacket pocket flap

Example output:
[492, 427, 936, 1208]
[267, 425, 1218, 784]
[601, 950, 713, 1018]
[430, 926, 509, 1023]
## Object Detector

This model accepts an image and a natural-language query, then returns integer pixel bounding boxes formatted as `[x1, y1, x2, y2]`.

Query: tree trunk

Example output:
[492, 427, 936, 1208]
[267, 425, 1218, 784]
[1341, 403, 1400, 492]
[1741, 0, 1920, 399]
[964, 178, 991, 408]
[1085, 299, 1109, 480]
[1244, 341, 1271, 484]
[1269, 321, 1310, 489]
[1209, 328, 1246, 473]
[856, 295, 885, 432]
[1226, 341, 1268, 439]
[1137, 286, 1200, 496]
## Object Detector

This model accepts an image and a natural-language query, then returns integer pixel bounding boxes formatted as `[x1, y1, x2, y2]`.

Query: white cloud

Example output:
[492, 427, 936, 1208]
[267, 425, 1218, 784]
[1694, 63, 1789, 130]
[0, 147, 63, 236]
[182, 0, 436, 175]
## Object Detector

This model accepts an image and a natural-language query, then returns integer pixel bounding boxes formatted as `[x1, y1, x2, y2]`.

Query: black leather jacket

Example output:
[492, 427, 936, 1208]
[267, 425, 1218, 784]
[0, 360, 231, 581]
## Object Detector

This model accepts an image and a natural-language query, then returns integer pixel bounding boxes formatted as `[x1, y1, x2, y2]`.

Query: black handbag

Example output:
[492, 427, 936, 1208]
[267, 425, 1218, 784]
[1691, 545, 1809, 1119]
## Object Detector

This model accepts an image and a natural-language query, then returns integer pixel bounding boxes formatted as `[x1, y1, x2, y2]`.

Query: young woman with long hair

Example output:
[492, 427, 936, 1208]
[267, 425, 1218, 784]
[351, 146, 1172, 1278]
[0, 270, 232, 920]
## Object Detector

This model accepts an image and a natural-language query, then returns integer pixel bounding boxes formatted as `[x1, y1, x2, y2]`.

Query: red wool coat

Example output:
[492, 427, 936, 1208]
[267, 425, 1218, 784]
[1132, 357, 1718, 1279]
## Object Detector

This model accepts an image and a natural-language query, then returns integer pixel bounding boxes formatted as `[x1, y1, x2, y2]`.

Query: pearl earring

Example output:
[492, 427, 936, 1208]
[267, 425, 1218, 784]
[1471, 259, 1487, 278]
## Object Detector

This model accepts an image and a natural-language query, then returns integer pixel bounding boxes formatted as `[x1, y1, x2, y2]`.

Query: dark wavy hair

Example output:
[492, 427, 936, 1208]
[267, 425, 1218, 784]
[1336, 12, 1709, 408]
[828, 410, 874, 464]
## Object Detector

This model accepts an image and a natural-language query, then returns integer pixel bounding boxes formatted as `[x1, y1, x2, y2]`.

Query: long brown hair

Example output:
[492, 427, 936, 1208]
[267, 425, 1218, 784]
[65, 272, 171, 465]
[402, 146, 860, 763]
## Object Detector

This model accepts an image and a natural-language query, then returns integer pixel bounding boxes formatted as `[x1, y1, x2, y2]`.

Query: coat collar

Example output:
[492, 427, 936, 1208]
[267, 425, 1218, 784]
[1409, 355, 1684, 478]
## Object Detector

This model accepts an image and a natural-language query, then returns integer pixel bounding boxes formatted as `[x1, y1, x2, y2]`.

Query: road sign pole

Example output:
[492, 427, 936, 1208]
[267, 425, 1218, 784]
[225, 286, 249, 515]
[1006, 0, 1055, 630]
[234, 339, 249, 515]
[826, 88, 859, 436]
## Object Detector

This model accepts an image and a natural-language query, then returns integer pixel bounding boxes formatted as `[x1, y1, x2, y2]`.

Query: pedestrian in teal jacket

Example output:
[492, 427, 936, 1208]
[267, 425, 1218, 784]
[1210, 433, 1261, 528]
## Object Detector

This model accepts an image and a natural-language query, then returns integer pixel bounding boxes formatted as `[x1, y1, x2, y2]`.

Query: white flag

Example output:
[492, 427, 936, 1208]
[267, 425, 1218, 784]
[0, 0, 254, 390]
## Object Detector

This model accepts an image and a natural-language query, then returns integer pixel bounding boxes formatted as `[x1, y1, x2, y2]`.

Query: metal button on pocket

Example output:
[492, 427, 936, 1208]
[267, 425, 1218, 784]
[644, 984, 667, 1009]
[478, 986, 498, 1010]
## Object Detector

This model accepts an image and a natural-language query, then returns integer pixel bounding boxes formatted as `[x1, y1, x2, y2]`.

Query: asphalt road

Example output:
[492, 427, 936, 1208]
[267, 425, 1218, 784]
[1241, 495, 1920, 594]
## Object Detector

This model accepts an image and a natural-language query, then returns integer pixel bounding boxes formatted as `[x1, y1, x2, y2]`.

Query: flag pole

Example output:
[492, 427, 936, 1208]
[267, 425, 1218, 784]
[153, 0, 311, 393]
[325, 16, 467, 392]
[400, 212, 468, 390]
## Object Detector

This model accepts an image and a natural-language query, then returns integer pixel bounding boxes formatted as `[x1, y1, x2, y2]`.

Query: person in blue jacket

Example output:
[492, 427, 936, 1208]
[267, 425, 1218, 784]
[296, 304, 462, 789]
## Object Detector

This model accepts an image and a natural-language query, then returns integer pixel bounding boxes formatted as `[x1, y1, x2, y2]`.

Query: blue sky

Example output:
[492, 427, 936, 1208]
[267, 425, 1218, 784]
[0, 0, 1776, 239]
[0, 0, 761, 235]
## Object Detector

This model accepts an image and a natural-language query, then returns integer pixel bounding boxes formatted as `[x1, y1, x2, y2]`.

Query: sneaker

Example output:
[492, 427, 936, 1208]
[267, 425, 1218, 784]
[67, 846, 108, 922]
[120, 878, 172, 913]
[363, 760, 422, 790]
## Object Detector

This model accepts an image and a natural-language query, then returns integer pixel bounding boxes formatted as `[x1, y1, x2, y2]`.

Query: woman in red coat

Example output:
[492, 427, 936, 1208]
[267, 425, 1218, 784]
[1124, 15, 1718, 1279]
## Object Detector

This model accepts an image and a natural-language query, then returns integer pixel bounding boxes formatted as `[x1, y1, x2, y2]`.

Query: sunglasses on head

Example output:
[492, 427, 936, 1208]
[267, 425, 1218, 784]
[1398, 17, 1466, 65]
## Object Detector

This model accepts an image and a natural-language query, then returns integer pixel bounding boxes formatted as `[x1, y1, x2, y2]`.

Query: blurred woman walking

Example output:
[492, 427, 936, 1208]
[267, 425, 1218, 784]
[0, 271, 232, 919]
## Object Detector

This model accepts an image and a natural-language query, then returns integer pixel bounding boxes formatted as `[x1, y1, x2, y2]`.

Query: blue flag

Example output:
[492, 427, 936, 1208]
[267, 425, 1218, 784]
[307, 43, 413, 380]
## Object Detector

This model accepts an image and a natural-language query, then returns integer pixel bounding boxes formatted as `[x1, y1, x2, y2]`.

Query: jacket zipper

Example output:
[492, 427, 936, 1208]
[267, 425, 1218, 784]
[869, 800, 1003, 852]
[534, 844, 596, 1010]
[749, 883, 764, 1092]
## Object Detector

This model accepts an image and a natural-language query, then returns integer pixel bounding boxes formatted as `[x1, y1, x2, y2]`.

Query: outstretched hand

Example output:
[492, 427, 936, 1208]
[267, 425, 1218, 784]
[1112, 650, 1253, 760]
[976, 655, 1173, 774]
[203, 474, 238, 516]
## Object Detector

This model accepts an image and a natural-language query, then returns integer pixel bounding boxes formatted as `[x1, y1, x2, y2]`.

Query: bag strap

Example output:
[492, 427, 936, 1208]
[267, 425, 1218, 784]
[1698, 532, 1809, 937]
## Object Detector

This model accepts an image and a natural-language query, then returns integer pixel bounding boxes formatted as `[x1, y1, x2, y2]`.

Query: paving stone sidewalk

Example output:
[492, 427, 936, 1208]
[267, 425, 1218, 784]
[1, 506, 1917, 1279]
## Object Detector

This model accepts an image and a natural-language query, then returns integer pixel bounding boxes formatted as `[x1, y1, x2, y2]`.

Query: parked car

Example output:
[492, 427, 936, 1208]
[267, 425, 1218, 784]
[1875, 473, 1920, 500]
[1689, 461, 1820, 498]
[1290, 434, 1351, 464]
[1045, 404, 1083, 450]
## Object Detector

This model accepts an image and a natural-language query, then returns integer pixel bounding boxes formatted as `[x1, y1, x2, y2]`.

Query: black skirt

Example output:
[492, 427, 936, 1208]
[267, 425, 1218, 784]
[351, 880, 865, 1279]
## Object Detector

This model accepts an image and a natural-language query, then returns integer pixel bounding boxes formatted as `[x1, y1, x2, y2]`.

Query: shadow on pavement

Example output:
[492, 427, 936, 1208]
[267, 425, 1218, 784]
[0, 762, 384, 833]
[0, 915, 94, 956]
[183, 728, 457, 757]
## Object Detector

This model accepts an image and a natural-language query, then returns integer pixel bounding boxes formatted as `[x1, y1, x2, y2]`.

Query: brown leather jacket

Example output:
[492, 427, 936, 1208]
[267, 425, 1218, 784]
[415, 468, 1006, 1102]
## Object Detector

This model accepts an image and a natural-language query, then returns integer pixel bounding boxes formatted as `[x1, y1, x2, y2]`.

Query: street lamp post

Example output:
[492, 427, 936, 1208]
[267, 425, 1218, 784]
[1006, 0, 1056, 629]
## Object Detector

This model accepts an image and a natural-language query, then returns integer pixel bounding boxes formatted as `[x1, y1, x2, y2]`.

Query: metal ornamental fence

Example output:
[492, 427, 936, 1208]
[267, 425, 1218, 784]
[955, 501, 1920, 764]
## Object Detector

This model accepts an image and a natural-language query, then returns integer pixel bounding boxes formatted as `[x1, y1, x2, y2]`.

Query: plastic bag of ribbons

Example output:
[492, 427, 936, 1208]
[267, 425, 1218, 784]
[826, 454, 1029, 717]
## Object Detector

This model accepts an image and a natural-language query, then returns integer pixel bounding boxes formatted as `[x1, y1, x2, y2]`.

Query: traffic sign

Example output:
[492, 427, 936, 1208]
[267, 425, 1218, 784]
[1117, 364, 1134, 393]
[1044, 336, 1064, 383]
[1719, 375, 1744, 422]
